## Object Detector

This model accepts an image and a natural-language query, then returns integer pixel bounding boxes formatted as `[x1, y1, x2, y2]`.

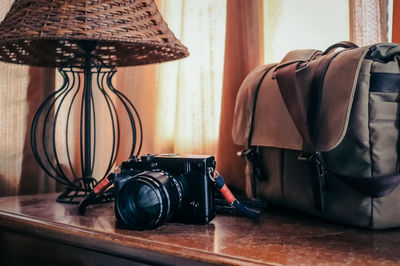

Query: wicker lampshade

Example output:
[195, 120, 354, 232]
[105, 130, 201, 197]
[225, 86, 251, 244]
[0, 0, 189, 67]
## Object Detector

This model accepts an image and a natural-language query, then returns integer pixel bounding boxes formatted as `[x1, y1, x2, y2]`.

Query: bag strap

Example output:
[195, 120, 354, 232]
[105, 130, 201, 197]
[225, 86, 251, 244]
[275, 62, 326, 210]
[239, 64, 276, 197]
[274, 46, 400, 205]
[274, 62, 316, 153]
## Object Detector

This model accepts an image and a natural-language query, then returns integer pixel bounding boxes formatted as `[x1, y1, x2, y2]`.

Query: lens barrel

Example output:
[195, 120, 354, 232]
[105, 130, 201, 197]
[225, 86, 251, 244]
[116, 171, 183, 230]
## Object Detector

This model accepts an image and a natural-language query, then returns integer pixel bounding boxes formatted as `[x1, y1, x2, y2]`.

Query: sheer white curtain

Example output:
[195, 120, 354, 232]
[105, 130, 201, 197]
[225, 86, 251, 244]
[349, 0, 388, 45]
[0, 0, 29, 195]
[154, 0, 227, 154]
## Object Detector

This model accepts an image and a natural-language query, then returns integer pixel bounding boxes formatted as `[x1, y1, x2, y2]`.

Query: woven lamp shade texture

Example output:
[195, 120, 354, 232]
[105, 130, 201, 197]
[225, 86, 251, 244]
[0, 0, 189, 67]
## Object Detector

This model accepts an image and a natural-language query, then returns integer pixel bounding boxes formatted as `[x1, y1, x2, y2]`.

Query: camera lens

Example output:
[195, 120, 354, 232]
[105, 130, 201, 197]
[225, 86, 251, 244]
[118, 181, 162, 226]
[116, 171, 183, 230]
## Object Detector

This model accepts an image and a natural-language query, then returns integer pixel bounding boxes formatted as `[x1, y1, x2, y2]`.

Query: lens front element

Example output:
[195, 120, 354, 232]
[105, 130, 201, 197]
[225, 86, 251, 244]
[116, 171, 183, 230]
[133, 184, 160, 218]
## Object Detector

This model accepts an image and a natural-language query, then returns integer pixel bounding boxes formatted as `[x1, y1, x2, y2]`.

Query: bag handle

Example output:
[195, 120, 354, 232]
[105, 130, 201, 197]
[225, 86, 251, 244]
[274, 54, 400, 200]
[322, 41, 358, 55]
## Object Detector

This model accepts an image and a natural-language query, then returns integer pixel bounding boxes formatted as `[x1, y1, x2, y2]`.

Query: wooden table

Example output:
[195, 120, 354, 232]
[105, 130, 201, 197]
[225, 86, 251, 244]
[0, 193, 400, 265]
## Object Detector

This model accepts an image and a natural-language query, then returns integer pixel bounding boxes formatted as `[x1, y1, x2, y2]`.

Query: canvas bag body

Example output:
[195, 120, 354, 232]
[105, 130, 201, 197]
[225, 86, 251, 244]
[233, 43, 400, 229]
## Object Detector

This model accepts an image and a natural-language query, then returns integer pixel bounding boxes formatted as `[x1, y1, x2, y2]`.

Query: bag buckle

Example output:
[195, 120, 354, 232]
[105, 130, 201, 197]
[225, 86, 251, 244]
[313, 153, 329, 190]
[237, 148, 254, 158]
[297, 152, 314, 162]
[238, 148, 265, 182]
[298, 152, 329, 189]
[298, 151, 330, 211]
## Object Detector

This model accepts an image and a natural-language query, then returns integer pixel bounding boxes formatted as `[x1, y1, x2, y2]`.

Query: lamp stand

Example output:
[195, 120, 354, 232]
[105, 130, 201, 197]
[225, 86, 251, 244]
[31, 41, 142, 203]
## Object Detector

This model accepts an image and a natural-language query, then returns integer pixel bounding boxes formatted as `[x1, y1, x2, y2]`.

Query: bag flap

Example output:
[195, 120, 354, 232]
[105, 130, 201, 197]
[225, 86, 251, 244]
[232, 46, 369, 151]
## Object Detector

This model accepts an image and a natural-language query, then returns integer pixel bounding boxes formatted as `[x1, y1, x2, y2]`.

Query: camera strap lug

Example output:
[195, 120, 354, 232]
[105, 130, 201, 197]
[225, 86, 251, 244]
[78, 169, 119, 214]
[208, 168, 261, 221]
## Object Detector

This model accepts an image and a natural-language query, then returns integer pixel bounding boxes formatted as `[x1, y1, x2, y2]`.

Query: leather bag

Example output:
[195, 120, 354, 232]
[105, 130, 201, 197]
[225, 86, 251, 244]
[232, 42, 400, 229]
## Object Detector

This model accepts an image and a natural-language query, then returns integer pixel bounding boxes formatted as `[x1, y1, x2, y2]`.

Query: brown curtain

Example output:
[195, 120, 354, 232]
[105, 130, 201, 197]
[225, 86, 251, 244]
[393, 0, 400, 43]
[115, 65, 158, 160]
[216, 0, 264, 195]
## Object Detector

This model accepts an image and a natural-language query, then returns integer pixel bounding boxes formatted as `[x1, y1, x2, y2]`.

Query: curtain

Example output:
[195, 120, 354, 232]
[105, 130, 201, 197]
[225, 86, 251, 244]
[393, 0, 400, 43]
[216, 0, 264, 194]
[114, 65, 157, 157]
[0, 63, 29, 196]
[0, 1, 57, 196]
[349, 0, 388, 45]
[154, 0, 227, 155]
[19, 68, 58, 195]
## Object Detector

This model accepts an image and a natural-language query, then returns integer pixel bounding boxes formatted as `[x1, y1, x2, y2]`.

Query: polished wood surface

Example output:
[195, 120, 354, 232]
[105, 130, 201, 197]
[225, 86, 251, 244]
[0, 193, 400, 265]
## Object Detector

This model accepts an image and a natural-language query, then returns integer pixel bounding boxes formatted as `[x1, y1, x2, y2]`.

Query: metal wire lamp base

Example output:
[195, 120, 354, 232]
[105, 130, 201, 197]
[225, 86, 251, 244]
[0, 1, 189, 203]
[31, 41, 142, 203]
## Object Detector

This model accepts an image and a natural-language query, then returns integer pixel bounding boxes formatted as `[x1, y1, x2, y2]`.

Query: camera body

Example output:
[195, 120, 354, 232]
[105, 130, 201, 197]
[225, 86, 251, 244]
[114, 154, 216, 229]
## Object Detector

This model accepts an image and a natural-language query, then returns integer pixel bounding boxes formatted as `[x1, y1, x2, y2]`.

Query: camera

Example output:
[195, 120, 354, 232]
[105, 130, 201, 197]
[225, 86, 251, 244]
[114, 154, 216, 230]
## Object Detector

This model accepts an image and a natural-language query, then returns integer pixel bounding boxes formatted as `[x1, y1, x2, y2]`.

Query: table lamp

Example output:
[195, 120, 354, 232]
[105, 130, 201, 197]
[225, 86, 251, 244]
[0, 0, 189, 202]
